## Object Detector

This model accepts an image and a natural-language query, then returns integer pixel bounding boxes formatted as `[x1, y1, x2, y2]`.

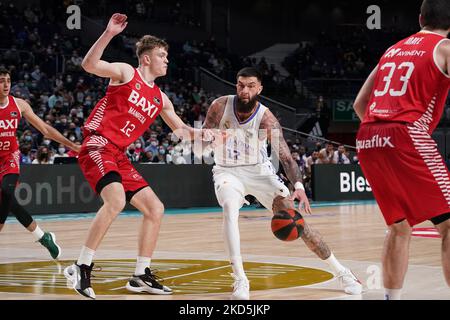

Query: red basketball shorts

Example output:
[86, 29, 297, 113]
[78, 135, 148, 194]
[357, 122, 450, 226]
[0, 150, 20, 183]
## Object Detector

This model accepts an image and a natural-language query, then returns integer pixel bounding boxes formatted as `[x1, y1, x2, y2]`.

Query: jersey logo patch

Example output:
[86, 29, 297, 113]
[153, 97, 161, 105]
[135, 83, 141, 90]
[10, 111, 18, 117]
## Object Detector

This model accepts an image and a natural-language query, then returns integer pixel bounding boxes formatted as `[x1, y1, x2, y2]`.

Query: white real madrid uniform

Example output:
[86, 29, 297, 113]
[212, 95, 289, 212]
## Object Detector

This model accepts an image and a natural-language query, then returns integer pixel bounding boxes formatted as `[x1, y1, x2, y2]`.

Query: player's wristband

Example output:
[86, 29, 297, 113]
[294, 182, 305, 191]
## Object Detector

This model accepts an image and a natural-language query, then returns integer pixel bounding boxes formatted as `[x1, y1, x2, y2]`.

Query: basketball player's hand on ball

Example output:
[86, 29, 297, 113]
[289, 190, 312, 215]
[106, 13, 128, 35]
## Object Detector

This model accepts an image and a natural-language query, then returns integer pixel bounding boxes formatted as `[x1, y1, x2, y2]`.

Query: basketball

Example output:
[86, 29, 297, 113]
[271, 209, 305, 241]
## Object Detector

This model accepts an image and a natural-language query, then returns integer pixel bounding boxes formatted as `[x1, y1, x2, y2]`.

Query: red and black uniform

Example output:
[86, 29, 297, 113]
[0, 96, 21, 181]
[357, 31, 450, 226]
[79, 69, 164, 194]
[0, 96, 33, 227]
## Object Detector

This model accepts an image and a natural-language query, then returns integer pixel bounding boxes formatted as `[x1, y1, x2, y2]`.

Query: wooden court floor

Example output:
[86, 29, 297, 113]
[0, 202, 448, 300]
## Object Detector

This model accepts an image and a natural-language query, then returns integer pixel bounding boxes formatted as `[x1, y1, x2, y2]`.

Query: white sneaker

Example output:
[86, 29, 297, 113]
[231, 273, 250, 300]
[336, 268, 363, 295]
[63, 263, 96, 299]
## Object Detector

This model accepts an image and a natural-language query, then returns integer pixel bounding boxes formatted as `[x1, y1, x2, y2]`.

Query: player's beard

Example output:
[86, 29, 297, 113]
[236, 95, 259, 113]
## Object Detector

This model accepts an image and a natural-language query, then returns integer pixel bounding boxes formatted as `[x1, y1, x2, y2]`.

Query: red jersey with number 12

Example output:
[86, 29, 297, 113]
[83, 68, 164, 149]
[363, 31, 450, 134]
[0, 96, 21, 157]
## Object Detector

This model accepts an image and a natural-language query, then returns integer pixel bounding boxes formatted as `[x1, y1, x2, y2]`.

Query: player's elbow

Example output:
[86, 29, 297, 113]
[81, 58, 95, 73]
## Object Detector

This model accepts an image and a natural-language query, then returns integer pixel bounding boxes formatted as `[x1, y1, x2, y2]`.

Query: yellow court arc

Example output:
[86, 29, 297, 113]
[0, 259, 334, 296]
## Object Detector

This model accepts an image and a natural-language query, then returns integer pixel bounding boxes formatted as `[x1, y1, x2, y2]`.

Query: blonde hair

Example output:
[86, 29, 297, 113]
[135, 35, 169, 58]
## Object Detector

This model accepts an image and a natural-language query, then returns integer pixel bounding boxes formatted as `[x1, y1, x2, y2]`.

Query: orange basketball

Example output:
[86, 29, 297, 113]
[271, 209, 305, 241]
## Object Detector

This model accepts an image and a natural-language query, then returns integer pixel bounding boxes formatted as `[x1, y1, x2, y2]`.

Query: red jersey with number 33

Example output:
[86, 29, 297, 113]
[0, 96, 21, 157]
[83, 68, 164, 149]
[363, 31, 450, 134]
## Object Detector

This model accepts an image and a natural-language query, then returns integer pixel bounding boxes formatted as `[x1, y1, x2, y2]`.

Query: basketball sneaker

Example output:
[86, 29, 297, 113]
[38, 232, 61, 260]
[337, 268, 363, 295]
[231, 273, 250, 300]
[64, 263, 96, 299]
[125, 267, 172, 295]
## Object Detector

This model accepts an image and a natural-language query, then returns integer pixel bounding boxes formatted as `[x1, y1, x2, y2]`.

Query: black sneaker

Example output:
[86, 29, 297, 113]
[64, 263, 96, 299]
[125, 267, 173, 295]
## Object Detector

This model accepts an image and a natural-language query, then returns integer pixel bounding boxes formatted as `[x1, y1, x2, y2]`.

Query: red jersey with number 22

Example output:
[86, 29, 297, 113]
[0, 96, 21, 157]
[363, 31, 450, 134]
[83, 68, 164, 149]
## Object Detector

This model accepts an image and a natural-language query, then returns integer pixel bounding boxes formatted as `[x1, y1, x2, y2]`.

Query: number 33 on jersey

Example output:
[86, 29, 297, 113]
[364, 31, 450, 134]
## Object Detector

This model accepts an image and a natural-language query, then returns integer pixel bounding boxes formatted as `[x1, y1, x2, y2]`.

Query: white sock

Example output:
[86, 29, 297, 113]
[31, 225, 45, 241]
[135, 256, 151, 276]
[231, 256, 247, 279]
[325, 253, 347, 274]
[222, 199, 246, 279]
[77, 246, 95, 266]
[384, 288, 402, 300]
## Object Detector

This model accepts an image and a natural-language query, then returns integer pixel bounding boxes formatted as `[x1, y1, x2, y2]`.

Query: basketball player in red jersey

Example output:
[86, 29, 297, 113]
[354, 0, 450, 300]
[0, 68, 80, 260]
[63, 14, 218, 299]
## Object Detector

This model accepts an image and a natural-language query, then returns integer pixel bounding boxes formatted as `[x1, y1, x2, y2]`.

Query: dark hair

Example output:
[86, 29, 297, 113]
[421, 0, 450, 30]
[236, 67, 262, 83]
[0, 68, 10, 76]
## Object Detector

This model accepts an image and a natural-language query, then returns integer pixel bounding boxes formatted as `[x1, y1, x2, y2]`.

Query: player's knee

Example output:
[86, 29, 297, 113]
[105, 195, 126, 214]
[222, 199, 240, 217]
[152, 201, 165, 220]
[389, 220, 412, 237]
[141, 200, 164, 221]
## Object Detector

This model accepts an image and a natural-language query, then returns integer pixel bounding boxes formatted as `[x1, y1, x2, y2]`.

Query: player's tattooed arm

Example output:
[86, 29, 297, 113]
[260, 110, 303, 185]
[203, 96, 227, 129]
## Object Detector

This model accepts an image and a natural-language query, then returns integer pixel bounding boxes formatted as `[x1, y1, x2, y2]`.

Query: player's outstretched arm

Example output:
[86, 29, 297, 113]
[353, 66, 378, 121]
[81, 13, 133, 82]
[160, 93, 224, 144]
[17, 99, 80, 153]
[260, 110, 311, 214]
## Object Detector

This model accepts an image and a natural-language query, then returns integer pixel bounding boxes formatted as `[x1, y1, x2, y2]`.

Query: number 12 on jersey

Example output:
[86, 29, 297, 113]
[120, 121, 136, 137]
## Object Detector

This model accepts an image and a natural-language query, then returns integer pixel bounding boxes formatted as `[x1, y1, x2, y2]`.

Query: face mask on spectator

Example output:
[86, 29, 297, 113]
[151, 141, 157, 147]
[162, 143, 169, 148]
[24, 135, 32, 142]
[58, 147, 65, 154]
[135, 143, 142, 149]
[159, 150, 165, 155]
[69, 136, 76, 142]
[43, 139, 51, 145]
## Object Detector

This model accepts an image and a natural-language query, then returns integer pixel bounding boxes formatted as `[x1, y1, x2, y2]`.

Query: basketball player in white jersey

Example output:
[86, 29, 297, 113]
[203, 67, 362, 300]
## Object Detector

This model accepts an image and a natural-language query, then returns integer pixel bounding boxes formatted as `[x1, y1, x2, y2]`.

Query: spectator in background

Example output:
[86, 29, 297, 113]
[20, 144, 33, 164]
[32, 146, 53, 164]
[53, 144, 69, 159]
[140, 151, 155, 163]
[306, 151, 320, 173]
[333, 145, 351, 164]
[318, 143, 334, 164]
[126, 143, 140, 163]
